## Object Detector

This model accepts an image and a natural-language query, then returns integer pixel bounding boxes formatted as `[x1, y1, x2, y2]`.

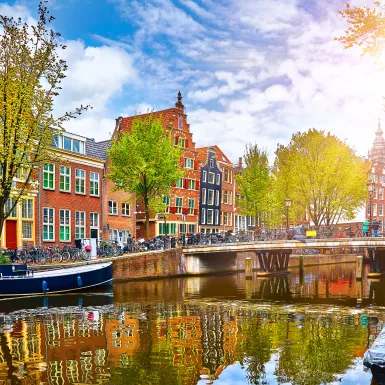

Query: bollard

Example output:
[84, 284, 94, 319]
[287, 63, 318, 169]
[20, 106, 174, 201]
[356, 255, 363, 280]
[245, 258, 253, 280]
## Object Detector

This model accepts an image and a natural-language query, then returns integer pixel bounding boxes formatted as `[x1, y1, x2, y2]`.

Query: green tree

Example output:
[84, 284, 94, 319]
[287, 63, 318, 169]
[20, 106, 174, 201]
[0, 1, 89, 234]
[235, 144, 273, 228]
[108, 115, 183, 239]
[274, 129, 367, 226]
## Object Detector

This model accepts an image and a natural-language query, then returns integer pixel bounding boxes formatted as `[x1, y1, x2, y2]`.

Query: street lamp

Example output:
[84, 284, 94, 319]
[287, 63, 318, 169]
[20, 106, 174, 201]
[367, 181, 375, 237]
[285, 198, 292, 239]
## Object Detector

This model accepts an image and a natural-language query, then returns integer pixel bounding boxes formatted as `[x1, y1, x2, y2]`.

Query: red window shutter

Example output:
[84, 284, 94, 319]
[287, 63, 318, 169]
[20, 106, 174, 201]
[194, 160, 199, 170]
[170, 206, 176, 214]
[182, 207, 188, 215]
[185, 139, 189, 148]
[175, 136, 179, 145]
[196, 181, 200, 190]
[184, 179, 189, 189]
[180, 157, 184, 167]
[194, 208, 198, 215]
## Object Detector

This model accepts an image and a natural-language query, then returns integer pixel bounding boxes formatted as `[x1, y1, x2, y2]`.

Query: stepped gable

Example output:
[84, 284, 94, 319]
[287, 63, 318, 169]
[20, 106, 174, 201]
[370, 119, 385, 164]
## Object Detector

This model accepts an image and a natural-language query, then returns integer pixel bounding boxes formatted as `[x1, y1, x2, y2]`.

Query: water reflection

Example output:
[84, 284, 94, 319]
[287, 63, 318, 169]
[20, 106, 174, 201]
[0, 263, 384, 385]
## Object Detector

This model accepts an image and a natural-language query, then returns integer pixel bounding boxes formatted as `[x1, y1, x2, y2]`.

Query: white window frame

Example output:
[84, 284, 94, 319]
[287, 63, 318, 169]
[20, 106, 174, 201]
[208, 172, 215, 184]
[215, 190, 220, 206]
[122, 203, 130, 216]
[109, 229, 118, 241]
[163, 196, 170, 213]
[22, 199, 33, 219]
[108, 200, 118, 215]
[209, 159, 214, 168]
[59, 209, 71, 242]
[188, 179, 196, 190]
[43, 207, 55, 241]
[22, 221, 33, 239]
[75, 169, 86, 195]
[188, 198, 195, 215]
[90, 212, 99, 228]
[203, 171, 207, 182]
[216, 174, 220, 185]
[43, 164, 55, 190]
[207, 209, 214, 225]
[176, 197, 183, 214]
[75, 211, 86, 239]
[184, 158, 194, 169]
[215, 209, 219, 225]
[208, 189, 214, 205]
[60, 165, 71, 192]
[90, 172, 100, 197]
[175, 178, 183, 188]
[201, 208, 206, 224]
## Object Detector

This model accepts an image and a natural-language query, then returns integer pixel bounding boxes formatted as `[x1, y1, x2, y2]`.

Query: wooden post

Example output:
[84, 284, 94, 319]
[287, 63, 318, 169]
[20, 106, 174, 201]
[245, 258, 253, 279]
[356, 255, 363, 280]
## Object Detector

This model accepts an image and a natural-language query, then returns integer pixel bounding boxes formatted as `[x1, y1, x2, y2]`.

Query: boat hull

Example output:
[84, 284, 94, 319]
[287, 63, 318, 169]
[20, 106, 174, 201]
[0, 263, 113, 297]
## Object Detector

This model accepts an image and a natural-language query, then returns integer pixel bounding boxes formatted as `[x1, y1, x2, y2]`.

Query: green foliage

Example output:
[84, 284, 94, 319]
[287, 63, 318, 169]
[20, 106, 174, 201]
[0, 253, 9, 264]
[274, 129, 367, 226]
[108, 115, 184, 238]
[0, 1, 89, 233]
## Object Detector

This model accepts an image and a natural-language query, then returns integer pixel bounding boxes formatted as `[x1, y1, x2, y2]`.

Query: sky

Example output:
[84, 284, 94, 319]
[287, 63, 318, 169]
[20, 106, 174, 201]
[0, 0, 384, 163]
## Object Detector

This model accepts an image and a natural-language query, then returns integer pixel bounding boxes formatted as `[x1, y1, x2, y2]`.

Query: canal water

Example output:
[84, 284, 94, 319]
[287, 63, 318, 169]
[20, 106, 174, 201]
[0, 262, 384, 385]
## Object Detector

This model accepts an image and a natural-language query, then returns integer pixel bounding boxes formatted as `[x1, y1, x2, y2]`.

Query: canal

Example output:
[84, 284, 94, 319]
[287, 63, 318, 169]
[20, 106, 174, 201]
[0, 262, 383, 384]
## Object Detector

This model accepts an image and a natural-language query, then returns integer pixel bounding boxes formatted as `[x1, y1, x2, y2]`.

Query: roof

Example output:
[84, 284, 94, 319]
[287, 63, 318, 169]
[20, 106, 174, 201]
[86, 138, 111, 160]
[196, 145, 233, 166]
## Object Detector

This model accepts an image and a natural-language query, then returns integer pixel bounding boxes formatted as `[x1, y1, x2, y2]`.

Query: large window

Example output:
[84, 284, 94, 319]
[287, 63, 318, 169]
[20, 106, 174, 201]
[60, 166, 71, 192]
[54, 135, 85, 154]
[215, 190, 220, 206]
[60, 209, 71, 242]
[43, 164, 55, 190]
[90, 213, 99, 228]
[223, 212, 232, 226]
[215, 210, 219, 225]
[202, 188, 206, 205]
[216, 174, 220, 185]
[179, 138, 186, 147]
[179, 223, 187, 234]
[159, 223, 177, 235]
[202, 171, 207, 182]
[224, 168, 231, 183]
[75, 169, 86, 194]
[188, 224, 195, 233]
[207, 209, 214, 224]
[184, 158, 194, 169]
[380, 188, 384, 201]
[90, 172, 100, 196]
[201, 208, 206, 224]
[163, 196, 170, 213]
[108, 201, 118, 215]
[208, 172, 215, 184]
[5, 198, 17, 218]
[208, 190, 214, 205]
[176, 197, 183, 214]
[22, 222, 32, 239]
[43, 208, 54, 241]
[188, 179, 196, 190]
[223, 190, 229, 204]
[109, 229, 118, 241]
[22, 199, 33, 219]
[122, 203, 130, 216]
[188, 199, 195, 215]
[75, 211, 85, 239]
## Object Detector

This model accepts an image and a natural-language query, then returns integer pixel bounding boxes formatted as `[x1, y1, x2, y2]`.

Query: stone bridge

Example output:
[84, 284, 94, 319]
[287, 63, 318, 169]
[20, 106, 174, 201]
[182, 238, 385, 277]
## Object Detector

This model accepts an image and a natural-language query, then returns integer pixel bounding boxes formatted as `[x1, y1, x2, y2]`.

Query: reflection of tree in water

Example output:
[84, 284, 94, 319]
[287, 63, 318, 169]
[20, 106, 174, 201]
[274, 314, 367, 385]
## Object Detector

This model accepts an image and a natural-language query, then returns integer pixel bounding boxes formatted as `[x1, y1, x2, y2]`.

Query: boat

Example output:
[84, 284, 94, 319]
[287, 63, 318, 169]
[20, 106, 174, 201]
[0, 262, 113, 297]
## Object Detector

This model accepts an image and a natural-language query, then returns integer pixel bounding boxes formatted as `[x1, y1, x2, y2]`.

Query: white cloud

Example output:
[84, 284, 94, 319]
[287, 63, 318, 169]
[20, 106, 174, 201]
[179, 0, 213, 20]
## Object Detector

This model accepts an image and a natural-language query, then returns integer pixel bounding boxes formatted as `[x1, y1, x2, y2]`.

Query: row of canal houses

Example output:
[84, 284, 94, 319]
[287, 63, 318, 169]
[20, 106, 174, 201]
[0, 92, 255, 249]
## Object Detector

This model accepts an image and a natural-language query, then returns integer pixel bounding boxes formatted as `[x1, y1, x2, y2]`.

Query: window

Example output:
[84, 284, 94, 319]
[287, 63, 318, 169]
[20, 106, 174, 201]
[109, 229, 118, 241]
[208, 172, 215, 184]
[159, 223, 177, 235]
[208, 190, 214, 205]
[203, 171, 207, 182]
[122, 203, 130, 216]
[163, 196, 170, 213]
[184, 158, 194, 169]
[90, 213, 99, 228]
[90, 172, 100, 196]
[374, 187, 378, 199]
[215, 209, 219, 225]
[188, 199, 195, 215]
[382, 175, 385, 184]
[22, 222, 32, 239]
[176, 178, 183, 188]
[75, 211, 85, 239]
[54, 135, 85, 154]
[108, 201, 118, 215]
[5, 198, 17, 218]
[178, 117, 183, 129]
[215, 190, 220, 206]
[207, 209, 214, 224]
[180, 223, 187, 234]
[188, 224, 195, 233]
[43, 208, 54, 241]
[179, 138, 186, 147]
[373, 203, 378, 217]
[201, 208, 206, 224]
[43, 164, 55, 189]
[223, 212, 232, 226]
[380, 188, 384, 200]
[60, 209, 71, 242]
[368, 203, 371, 216]
[188, 179, 196, 189]
[210, 159, 214, 168]
[176, 197, 183, 214]
[216, 174, 220, 185]
[224, 168, 231, 183]
[22, 199, 33, 219]
[202, 188, 206, 204]
[380, 204, 384, 217]
[16, 167, 29, 180]
[60, 166, 71, 192]
[121, 230, 130, 243]
[229, 191, 233, 205]
[75, 169, 85, 194]
[224, 190, 229, 204]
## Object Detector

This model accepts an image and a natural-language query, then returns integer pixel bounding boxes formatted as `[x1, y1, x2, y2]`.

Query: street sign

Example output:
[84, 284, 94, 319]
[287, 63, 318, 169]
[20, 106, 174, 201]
[306, 230, 317, 237]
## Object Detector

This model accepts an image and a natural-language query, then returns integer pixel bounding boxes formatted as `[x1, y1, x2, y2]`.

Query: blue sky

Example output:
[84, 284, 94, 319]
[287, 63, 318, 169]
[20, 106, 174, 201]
[1, 0, 385, 161]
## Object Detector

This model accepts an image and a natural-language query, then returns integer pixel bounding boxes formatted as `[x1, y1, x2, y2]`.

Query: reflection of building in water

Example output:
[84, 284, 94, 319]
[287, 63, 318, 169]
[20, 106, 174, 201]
[105, 312, 139, 366]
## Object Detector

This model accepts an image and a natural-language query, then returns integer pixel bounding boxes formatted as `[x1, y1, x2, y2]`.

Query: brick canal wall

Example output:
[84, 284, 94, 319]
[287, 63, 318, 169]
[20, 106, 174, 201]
[288, 254, 357, 268]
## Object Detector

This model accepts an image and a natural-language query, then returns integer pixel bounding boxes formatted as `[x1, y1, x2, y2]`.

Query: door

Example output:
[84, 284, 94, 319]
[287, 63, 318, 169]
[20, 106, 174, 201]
[6, 221, 17, 250]
[90, 228, 98, 241]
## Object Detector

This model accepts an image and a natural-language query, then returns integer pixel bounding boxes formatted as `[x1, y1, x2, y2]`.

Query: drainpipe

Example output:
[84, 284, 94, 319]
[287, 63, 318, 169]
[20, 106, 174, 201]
[101, 169, 105, 242]
[38, 167, 42, 246]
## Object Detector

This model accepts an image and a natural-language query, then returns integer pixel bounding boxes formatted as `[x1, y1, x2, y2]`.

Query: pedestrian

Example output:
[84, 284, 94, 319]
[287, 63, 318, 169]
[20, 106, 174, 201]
[372, 218, 380, 237]
[362, 218, 370, 237]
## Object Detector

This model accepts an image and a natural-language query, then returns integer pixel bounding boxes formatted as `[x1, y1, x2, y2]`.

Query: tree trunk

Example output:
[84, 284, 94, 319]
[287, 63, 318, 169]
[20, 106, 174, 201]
[144, 196, 150, 240]
[0, 203, 5, 240]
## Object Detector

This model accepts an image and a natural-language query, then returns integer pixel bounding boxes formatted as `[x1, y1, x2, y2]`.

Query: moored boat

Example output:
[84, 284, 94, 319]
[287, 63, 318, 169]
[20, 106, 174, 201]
[0, 262, 112, 297]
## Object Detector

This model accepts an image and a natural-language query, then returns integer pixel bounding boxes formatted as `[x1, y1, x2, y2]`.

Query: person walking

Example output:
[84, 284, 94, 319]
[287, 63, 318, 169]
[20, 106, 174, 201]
[372, 218, 380, 237]
[362, 218, 370, 237]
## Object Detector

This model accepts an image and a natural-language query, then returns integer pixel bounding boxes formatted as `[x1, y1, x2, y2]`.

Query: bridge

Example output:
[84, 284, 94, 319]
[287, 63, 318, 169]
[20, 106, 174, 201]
[182, 238, 385, 277]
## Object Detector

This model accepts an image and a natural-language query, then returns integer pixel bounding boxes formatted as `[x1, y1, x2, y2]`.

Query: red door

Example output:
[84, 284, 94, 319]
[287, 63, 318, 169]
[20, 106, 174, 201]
[6, 221, 17, 250]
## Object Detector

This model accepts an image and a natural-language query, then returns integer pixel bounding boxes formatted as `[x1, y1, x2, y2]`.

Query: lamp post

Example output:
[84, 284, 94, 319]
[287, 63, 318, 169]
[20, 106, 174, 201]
[367, 181, 374, 237]
[285, 198, 292, 239]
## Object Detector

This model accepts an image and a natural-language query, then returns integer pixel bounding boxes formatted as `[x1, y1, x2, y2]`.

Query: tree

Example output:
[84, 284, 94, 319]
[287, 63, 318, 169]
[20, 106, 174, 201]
[274, 129, 367, 227]
[235, 144, 273, 228]
[0, 1, 89, 234]
[108, 115, 184, 239]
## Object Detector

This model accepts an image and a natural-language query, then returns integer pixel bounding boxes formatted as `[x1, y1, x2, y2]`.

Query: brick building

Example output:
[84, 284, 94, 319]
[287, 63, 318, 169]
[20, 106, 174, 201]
[367, 121, 385, 230]
[117, 92, 200, 238]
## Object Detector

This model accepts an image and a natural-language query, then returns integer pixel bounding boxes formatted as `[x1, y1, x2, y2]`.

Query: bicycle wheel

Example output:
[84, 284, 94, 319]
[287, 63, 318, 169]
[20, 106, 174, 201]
[83, 251, 91, 261]
[61, 251, 70, 262]
[51, 253, 62, 263]
[38, 252, 47, 264]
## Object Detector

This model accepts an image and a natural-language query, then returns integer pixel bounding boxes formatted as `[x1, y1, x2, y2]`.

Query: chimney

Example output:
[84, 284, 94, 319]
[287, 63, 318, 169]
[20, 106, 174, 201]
[238, 157, 243, 168]
[115, 116, 123, 131]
